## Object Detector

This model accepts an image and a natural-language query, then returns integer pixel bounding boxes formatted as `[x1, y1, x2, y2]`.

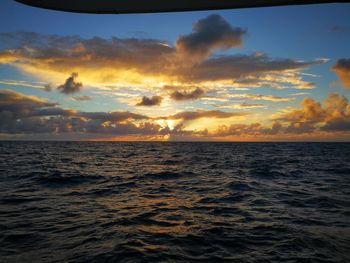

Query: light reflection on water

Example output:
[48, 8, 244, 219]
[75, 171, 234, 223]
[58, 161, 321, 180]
[0, 142, 349, 262]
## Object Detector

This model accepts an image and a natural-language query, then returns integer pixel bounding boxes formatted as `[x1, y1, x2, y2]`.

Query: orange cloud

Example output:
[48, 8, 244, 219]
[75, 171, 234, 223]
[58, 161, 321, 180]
[275, 93, 350, 132]
[0, 17, 323, 92]
[1, 89, 349, 141]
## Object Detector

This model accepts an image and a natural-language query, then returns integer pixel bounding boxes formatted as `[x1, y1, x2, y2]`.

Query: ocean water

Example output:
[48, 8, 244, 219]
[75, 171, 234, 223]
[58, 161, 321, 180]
[0, 142, 349, 263]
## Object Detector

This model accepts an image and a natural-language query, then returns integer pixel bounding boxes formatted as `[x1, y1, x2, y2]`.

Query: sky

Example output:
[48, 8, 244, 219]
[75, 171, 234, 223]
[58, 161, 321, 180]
[0, 0, 350, 141]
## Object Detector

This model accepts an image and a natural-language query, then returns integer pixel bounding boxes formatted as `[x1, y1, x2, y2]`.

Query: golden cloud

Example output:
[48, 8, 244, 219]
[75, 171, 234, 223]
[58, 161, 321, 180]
[0, 16, 324, 93]
[1, 89, 349, 140]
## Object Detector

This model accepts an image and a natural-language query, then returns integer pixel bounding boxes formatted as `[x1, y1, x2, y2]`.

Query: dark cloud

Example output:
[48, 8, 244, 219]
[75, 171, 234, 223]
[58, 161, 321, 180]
[0, 89, 75, 134]
[165, 110, 247, 121]
[332, 58, 350, 89]
[176, 14, 246, 60]
[57, 73, 83, 94]
[80, 111, 148, 122]
[136, 95, 163, 106]
[213, 122, 284, 137]
[0, 89, 57, 118]
[1, 89, 349, 139]
[170, 88, 205, 101]
[180, 54, 326, 82]
[0, 89, 151, 135]
[1, 90, 250, 137]
[321, 119, 350, 132]
[44, 84, 52, 92]
[216, 123, 264, 136]
[0, 32, 174, 81]
[72, 95, 91, 101]
[78, 121, 162, 136]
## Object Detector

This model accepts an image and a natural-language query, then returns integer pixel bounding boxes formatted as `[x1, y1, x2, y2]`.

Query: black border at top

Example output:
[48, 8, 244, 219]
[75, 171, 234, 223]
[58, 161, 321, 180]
[14, 0, 350, 14]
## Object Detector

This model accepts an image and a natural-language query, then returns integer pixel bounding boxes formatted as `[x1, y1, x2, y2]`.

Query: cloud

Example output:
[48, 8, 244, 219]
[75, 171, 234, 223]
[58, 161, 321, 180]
[44, 84, 52, 92]
[0, 89, 153, 135]
[214, 122, 282, 136]
[232, 75, 316, 90]
[229, 93, 294, 102]
[218, 103, 267, 109]
[289, 92, 311, 96]
[332, 58, 350, 89]
[0, 28, 322, 91]
[1, 89, 349, 140]
[72, 95, 91, 101]
[210, 93, 350, 137]
[0, 89, 77, 134]
[275, 93, 350, 133]
[0, 90, 239, 137]
[165, 110, 248, 121]
[322, 118, 350, 132]
[180, 53, 326, 83]
[170, 87, 205, 101]
[0, 32, 174, 85]
[0, 89, 57, 117]
[0, 80, 48, 90]
[80, 111, 148, 122]
[57, 73, 83, 94]
[176, 14, 246, 60]
[136, 95, 163, 106]
[211, 94, 350, 137]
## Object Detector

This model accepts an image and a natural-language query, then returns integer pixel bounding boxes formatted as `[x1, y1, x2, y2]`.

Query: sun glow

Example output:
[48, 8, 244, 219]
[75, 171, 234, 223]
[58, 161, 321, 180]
[156, 119, 176, 130]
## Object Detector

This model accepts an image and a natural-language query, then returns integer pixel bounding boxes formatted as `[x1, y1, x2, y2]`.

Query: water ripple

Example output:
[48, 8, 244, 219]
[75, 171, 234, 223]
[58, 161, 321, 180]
[0, 142, 349, 262]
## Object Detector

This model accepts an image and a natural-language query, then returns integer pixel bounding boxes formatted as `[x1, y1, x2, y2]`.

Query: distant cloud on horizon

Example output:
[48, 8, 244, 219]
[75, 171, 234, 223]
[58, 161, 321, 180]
[0, 89, 349, 140]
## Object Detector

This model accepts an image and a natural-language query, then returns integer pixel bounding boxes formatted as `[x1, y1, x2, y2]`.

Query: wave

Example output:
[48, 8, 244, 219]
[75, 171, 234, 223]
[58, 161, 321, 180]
[0, 142, 349, 262]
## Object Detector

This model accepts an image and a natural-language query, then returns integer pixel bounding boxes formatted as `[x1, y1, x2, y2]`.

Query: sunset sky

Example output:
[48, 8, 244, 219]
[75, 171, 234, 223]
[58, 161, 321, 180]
[0, 1, 350, 141]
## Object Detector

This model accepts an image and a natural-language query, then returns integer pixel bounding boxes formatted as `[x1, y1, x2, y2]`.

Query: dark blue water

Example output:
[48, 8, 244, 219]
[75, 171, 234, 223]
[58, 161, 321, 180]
[0, 142, 349, 262]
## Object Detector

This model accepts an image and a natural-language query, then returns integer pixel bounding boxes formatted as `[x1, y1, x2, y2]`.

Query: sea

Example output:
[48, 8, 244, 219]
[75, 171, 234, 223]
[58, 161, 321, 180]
[0, 142, 349, 263]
